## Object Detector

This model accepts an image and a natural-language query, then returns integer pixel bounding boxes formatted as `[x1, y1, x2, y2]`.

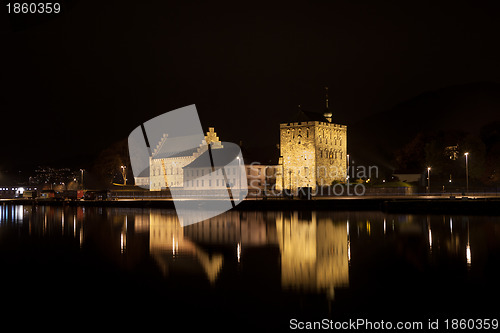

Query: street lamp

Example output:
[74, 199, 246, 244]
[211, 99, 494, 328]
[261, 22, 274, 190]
[121, 165, 127, 185]
[80, 169, 85, 190]
[346, 154, 350, 181]
[464, 152, 469, 194]
[236, 156, 242, 200]
[427, 167, 431, 194]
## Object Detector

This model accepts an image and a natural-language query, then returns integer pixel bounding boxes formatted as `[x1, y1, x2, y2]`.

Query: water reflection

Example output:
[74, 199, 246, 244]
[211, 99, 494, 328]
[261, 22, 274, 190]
[276, 211, 349, 299]
[1, 204, 499, 304]
[149, 210, 224, 284]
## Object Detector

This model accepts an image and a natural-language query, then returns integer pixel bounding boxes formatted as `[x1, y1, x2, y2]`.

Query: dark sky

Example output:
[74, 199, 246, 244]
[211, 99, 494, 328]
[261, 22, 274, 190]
[2, 0, 500, 170]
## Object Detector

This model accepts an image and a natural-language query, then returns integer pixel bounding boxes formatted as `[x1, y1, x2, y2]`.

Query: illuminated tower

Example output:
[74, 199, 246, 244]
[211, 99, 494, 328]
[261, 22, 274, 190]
[277, 88, 347, 193]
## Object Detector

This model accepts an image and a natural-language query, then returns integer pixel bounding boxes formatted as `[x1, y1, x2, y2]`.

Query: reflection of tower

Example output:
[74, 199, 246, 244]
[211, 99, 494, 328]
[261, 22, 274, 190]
[276, 211, 349, 298]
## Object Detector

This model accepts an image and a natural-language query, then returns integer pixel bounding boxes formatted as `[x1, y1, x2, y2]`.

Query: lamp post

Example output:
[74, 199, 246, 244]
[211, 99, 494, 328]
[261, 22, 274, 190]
[346, 154, 350, 181]
[80, 169, 84, 190]
[121, 165, 127, 185]
[427, 167, 431, 194]
[464, 152, 469, 194]
[236, 156, 241, 199]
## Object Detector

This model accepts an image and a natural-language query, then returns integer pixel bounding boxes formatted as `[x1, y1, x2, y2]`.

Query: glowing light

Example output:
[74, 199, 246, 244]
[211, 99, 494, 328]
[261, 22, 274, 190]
[347, 240, 351, 263]
[466, 243, 471, 266]
[428, 228, 433, 251]
[383, 218, 386, 234]
[237, 242, 241, 263]
[121, 232, 126, 254]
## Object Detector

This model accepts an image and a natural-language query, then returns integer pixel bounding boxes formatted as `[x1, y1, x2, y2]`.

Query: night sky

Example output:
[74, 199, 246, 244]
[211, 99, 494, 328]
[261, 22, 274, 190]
[2, 0, 500, 171]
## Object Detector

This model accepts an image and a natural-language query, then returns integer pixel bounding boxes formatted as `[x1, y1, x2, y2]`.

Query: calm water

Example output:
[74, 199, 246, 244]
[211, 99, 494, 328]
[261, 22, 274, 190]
[0, 204, 499, 330]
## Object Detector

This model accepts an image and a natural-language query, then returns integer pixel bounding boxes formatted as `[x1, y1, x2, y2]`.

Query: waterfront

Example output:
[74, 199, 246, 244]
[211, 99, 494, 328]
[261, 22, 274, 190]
[0, 205, 499, 331]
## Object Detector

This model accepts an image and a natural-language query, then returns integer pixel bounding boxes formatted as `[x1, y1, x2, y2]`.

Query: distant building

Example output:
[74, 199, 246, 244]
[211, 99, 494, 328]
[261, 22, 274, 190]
[276, 101, 347, 193]
[133, 167, 150, 188]
[445, 145, 459, 160]
[392, 172, 422, 184]
[0, 186, 37, 199]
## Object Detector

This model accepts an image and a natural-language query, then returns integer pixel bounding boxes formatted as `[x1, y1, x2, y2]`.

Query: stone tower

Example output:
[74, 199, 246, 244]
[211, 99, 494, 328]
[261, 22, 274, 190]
[276, 96, 347, 194]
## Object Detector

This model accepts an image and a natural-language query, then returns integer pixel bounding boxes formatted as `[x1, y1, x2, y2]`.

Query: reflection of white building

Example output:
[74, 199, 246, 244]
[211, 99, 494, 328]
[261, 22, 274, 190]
[148, 210, 223, 284]
[183, 210, 277, 246]
[276, 211, 349, 298]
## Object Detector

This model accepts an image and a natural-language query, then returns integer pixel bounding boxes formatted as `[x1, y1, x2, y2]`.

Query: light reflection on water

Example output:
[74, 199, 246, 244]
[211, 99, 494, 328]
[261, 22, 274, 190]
[0, 204, 499, 327]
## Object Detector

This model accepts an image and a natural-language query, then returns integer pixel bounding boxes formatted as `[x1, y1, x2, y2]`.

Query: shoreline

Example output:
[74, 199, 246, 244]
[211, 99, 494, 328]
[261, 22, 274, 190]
[2, 196, 500, 215]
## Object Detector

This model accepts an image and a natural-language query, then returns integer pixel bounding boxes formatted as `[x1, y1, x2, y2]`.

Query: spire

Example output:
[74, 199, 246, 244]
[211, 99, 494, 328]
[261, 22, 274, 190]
[323, 86, 332, 123]
[325, 86, 329, 110]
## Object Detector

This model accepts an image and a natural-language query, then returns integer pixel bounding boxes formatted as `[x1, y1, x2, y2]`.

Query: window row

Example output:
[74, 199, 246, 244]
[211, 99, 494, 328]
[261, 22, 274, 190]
[319, 149, 344, 159]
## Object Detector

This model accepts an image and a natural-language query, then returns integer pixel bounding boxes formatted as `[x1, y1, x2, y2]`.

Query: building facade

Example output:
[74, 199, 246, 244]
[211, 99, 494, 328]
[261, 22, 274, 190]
[276, 108, 347, 193]
[148, 128, 223, 191]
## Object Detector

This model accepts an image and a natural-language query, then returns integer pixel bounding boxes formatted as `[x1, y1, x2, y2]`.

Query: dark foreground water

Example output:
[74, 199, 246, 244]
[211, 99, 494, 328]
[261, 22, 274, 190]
[0, 204, 499, 331]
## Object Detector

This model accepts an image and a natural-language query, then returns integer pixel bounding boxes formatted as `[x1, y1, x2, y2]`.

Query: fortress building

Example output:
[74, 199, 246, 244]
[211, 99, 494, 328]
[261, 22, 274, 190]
[276, 88, 347, 193]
